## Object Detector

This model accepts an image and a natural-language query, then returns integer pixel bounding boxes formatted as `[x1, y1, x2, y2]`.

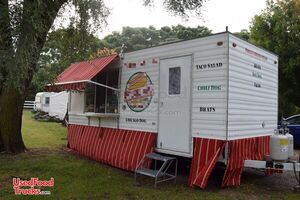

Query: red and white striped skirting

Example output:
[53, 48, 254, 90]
[189, 136, 271, 188]
[67, 124, 156, 172]
[188, 138, 225, 188]
[222, 136, 270, 187]
[67, 125, 271, 188]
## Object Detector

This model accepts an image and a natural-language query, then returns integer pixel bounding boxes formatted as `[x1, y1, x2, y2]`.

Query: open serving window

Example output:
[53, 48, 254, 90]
[46, 54, 121, 117]
[84, 60, 120, 114]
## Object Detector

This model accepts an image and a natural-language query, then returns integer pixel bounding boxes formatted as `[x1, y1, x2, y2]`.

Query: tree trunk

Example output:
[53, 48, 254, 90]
[0, 0, 67, 153]
[0, 87, 26, 153]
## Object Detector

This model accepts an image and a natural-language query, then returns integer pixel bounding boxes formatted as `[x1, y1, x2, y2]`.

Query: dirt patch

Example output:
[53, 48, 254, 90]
[0, 147, 67, 160]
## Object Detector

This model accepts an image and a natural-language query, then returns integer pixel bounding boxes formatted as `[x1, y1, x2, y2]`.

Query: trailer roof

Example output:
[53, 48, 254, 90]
[124, 31, 278, 57]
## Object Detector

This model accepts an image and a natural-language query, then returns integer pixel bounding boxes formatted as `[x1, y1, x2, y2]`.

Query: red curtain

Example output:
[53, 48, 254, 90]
[189, 136, 270, 188]
[67, 125, 156, 172]
[188, 138, 225, 189]
[222, 136, 270, 187]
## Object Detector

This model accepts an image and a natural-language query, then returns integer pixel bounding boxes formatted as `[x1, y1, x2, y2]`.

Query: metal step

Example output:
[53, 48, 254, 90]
[135, 152, 178, 187]
[145, 152, 175, 161]
[135, 168, 161, 178]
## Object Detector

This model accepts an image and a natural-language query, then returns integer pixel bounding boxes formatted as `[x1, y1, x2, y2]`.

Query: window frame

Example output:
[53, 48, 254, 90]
[287, 116, 300, 125]
[84, 68, 120, 114]
[168, 66, 181, 96]
[45, 97, 50, 105]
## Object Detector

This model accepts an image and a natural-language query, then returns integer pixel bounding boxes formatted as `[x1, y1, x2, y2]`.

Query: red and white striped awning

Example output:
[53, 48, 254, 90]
[46, 54, 119, 91]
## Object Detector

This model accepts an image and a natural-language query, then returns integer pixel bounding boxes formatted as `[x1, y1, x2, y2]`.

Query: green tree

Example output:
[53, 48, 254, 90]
[234, 29, 250, 41]
[32, 27, 102, 93]
[101, 25, 212, 52]
[0, 0, 206, 153]
[172, 25, 212, 40]
[159, 26, 177, 42]
[0, 0, 107, 153]
[250, 0, 300, 117]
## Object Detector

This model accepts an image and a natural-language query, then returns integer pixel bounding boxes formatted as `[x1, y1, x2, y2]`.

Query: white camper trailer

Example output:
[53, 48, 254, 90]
[47, 32, 281, 188]
[34, 92, 56, 113]
[48, 91, 69, 121]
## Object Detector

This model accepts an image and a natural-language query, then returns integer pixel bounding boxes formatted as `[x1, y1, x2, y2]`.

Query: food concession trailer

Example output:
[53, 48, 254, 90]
[47, 32, 298, 188]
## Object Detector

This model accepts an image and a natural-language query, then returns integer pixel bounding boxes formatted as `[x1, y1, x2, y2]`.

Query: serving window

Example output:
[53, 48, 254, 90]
[84, 61, 120, 114]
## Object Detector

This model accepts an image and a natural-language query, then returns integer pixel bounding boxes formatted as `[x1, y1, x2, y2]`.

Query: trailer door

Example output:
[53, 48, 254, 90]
[158, 55, 192, 155]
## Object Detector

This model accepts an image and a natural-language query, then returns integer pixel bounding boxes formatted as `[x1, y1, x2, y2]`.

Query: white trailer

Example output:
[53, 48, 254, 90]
[120, 32, 278, 156]
[34, 92, 56, 113]
[48, 91, 69, 121]
[47, 32, 281, 188]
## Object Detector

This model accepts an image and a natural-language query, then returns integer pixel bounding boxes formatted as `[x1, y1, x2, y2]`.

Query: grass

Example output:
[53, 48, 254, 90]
[0, 110, 299, 199]
[21, 111, 67, 148]
[0, 152, 225, 200]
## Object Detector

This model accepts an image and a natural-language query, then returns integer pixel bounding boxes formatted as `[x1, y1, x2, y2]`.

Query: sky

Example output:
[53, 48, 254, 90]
[99, 0, 267, 38]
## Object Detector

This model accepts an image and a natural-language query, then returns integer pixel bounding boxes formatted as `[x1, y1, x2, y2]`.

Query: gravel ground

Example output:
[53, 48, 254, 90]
[240, 149, 300, 192]
[176, 149, 300, 193]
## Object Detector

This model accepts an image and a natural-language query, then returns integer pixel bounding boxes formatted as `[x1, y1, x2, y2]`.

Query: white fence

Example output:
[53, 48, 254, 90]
[24, 101, 35, 110]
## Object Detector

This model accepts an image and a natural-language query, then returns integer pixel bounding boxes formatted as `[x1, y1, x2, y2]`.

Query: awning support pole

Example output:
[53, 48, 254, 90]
[87, 80, 120, 92]
[48, 80, 120, 92]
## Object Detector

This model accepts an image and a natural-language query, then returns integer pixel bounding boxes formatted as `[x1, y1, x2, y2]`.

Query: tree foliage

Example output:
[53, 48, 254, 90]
[89, 47, 117, 59]
[144, 0, 205, 17]
[31, 27, 103, 93]
[250, 0, 300, 116]
[102, 25, 212, 52]
[234, 29, 250, 41]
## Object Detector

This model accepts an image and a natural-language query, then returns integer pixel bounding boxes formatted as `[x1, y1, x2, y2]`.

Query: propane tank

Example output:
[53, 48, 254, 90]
[286, 132, 294, 158]
[283, 122, 294, 158]
[270, 129, 289, 161]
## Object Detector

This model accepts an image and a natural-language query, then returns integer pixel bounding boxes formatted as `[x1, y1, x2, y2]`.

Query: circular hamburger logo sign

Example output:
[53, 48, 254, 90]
[124, 72, 154, 112]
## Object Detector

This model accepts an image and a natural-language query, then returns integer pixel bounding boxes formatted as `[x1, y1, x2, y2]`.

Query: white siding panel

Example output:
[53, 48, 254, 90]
[192, 68, 227, 79]
[89, 117, 118, 128]
[119, 55, 159, 132]
[89, 117, 99, 127]
[69, 113, 118, 128]
[228, 34, 278, 140]
[119, 117, 157, 132]
[70, 92, 84, 113]
[100, 118, 118, 128]
[229, 66, 277, 87]
[191, 34, 228, 140]
[69, 114, 88, 125]
[229, 86, 277, 101]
